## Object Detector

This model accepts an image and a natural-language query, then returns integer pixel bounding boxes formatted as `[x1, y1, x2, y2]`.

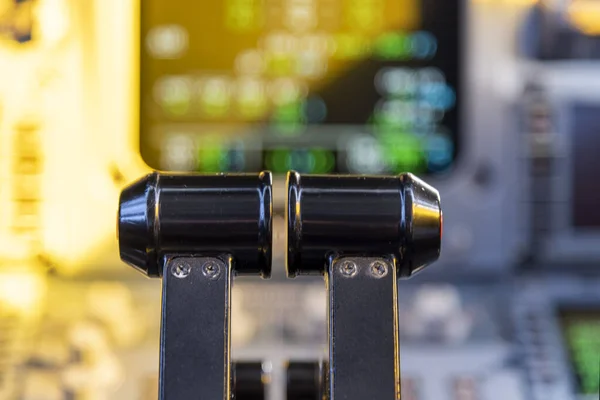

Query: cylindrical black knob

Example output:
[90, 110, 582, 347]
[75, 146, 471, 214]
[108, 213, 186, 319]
[232, 362, 266, 400]
[286, 171, 441, 278]
[118, 171, 272, 278]
[286, 361, 322, 400]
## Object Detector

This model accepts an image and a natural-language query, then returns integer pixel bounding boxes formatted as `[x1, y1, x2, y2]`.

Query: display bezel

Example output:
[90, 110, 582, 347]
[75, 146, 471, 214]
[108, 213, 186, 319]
[538, 65, 600, 264]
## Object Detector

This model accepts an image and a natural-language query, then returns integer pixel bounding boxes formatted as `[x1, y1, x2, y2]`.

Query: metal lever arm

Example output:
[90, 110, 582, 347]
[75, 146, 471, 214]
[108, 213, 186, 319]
[161, 256, 232, 399]
[117, 171, 273, 400]
[328, 257, 399, 400]
[285, 171, 442, 400]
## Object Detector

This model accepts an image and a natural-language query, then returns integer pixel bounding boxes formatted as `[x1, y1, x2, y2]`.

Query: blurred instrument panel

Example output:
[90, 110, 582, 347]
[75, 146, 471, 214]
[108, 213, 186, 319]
[0, 0, 599, 400]
[139, 0, 460, 175]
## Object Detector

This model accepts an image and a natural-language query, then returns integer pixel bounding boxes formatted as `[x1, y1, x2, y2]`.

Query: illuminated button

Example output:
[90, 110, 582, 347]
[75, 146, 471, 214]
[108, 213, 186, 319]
[382, 133, 425, 173]
[264, 149, 330, 173]
[226, 0, 262, 32]
[284, 3, 317, 32]
[223, 141, 246, 172]
[269, 78, 305, 106]
[154, 76, 192, 116]
[265, 149, 288, 173]
[302, 96, 328, 123]
[419, 83, 456, 110]
[375, 68, 418, 97]
[161, 135, 196, 171]
[272, 100, 303, 121]
[310, 149, 335, 173]
[269, 79, 307, 134]
[417, 67, 446, 84]
[373, 32, 410, 60]
[296, 52, 327, 79]
[416, 104, 445, 125]
[287, 149, 314, 173]
[146, 25, 188, 59]
[299, 34, 335, 55]
[235, 49, 265, 76]
[373, 99, 417, 130]
[197, 138, 225, 172]
[426, 134, 454, 171]
[345, 135, 385, 174]
[236, 78, 268, 120]
[410, 31, 438, 59]
[262, 32, 297, 75]
[262, 32, 297, 54]
[347, 2, 383, 32]
[272, 102, 305, 136]
[199, 77, 231, 118]
[265, 53, 295, 76]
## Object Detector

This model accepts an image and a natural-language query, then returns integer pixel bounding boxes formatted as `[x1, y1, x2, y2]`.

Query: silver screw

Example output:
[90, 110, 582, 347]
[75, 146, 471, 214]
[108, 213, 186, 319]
[171, 262, 191, 279]
[369, 261, 388, 278]
[339, 260, 358, 277]
[202, 261, 221, 279]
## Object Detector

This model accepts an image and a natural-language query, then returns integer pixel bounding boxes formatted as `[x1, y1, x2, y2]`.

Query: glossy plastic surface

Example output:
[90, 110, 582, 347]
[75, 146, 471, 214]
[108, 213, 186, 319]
[286, 361, 322, 400]
[286, 171, 442, 278]
[118, 171, 272, 277]
[232, 362, 266, 400]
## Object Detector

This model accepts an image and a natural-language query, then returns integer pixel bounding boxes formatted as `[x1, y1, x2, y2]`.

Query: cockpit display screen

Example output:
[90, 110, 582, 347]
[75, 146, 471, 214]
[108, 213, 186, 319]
[140, 0, 461, 175]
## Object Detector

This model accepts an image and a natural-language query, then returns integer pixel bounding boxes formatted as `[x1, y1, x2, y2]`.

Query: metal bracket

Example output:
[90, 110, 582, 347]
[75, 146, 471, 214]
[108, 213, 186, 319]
[160, 256, 232, 400]
[327, 256, 400, 400]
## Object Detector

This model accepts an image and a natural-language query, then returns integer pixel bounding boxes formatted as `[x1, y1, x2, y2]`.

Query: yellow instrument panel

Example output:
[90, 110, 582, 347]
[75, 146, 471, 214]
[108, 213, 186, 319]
[0, 2, 151, 397]
[0, 0, 147, 276]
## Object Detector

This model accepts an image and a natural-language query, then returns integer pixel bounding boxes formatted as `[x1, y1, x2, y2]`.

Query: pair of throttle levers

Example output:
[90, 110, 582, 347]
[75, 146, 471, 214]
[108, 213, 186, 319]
[117, 171, 442, 400]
